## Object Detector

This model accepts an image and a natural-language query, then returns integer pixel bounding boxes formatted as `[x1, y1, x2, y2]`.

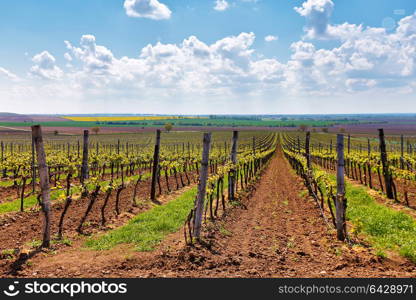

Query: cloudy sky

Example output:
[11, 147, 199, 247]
[0, 0, 415, 114]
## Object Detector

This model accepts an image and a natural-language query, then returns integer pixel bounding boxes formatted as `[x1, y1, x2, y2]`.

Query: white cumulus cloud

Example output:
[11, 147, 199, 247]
[36, 33, 286, 101]
[2, 6, 416, 113]
[265, 35, 278, 42]
[214, 0, 229, 11]
[295, 0, 334, 39]
[124, 0, 171, 20]
[65, 35, 115, 75]
[29, 51, 63, 80]
[283, 11, 416, 95]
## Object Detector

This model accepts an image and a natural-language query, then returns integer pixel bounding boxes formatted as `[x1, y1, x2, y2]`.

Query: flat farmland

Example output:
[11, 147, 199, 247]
[1, 128, 416, 278]
[1, 114, 416, 278]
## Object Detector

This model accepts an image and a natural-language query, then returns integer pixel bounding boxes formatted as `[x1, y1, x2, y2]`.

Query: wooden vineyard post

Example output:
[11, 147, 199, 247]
[193, 132, 212, 239]
[297, 136, 301, 154]
[31, 125, 51, 248]
[367, 138, 371, 156]
[150, 130, 161, 201]
[228, 131, 239, 201]
[81, 130, 89, 184]
[305, 132, 311, 171]
[378, 129, 394, 199]
[31, 136, 36, 193]
[252, 136, 256, 155]
[336, 134, 347, 241]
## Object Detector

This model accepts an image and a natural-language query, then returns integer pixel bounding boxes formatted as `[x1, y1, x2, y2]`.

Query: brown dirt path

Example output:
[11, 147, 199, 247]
[9, 148, 416, 277]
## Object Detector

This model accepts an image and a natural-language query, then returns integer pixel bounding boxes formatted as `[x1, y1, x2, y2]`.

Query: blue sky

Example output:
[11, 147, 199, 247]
[0, 0, 415, 114]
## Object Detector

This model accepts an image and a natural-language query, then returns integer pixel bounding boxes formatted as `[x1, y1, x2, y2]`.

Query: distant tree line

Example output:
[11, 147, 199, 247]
[208, 115, 262, 120]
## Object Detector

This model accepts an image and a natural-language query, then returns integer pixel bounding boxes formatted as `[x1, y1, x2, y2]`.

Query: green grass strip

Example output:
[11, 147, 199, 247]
[85, 171, 243, 252]
[312, 165, 416, 261]
[0, 180, 14, 188]
[346, 182, 416, 262]
[314, 168, 416, 263]
[85, 186, 198, 251]
[0, 190, 63, 214]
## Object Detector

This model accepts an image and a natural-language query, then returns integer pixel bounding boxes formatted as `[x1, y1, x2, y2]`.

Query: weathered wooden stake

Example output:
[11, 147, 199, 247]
[193, 132, 212, 239]
[378, 129, 394, 199]
[336, 134, 346, 241]
[305, 132, 311, 170]
[150, 130, 161, 201]
[229, 131, 239, 201]
[31, 136, 36, 193]
[31, 125, 51, 248]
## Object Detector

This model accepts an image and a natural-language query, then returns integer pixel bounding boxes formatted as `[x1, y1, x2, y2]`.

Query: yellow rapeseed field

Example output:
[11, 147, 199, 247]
[63, 116, 205, 122]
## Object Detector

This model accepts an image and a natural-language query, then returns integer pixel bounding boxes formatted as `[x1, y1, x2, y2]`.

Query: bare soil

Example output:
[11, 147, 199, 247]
[5, 148, 415, 278]
[332, 123, 416, 135]
[0, 186, 21, 204]
[0, 171, 197, 276]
